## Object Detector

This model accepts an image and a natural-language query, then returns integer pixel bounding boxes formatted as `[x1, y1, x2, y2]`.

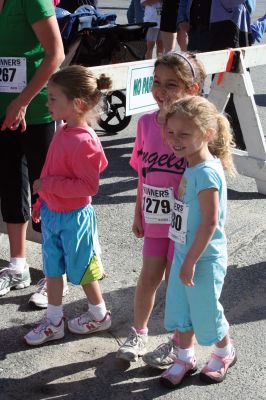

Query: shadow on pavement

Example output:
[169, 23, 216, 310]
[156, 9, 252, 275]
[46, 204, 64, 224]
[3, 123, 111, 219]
[0, 261, 265, 362]
[254, 93, 266, 107]
[0, 353, 205, 400]
[228, 188, 266, 200]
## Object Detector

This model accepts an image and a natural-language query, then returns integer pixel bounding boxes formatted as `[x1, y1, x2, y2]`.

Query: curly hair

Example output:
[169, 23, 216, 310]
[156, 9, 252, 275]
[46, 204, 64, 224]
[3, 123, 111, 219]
[166, 96, 236, 175]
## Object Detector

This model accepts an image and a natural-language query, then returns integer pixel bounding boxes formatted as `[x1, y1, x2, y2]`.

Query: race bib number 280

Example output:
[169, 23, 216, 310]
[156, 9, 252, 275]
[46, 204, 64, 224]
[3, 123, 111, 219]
[0, 57, 27, 93]
[142, 184, 174, 224]
[168, 199, 189, 244]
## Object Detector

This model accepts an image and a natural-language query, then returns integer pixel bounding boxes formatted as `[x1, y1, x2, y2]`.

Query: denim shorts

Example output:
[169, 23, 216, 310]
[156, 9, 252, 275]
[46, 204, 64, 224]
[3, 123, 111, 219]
[41, 203, 103, 285]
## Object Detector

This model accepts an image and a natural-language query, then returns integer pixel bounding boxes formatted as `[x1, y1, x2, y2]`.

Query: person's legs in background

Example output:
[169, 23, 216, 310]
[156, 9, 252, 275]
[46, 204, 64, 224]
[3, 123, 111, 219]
[127, 0, 144, 24]
[0, 128, 31, 296]
[177, 26, 188, 52]
[145, 40, 156, 59]
[145, 27, 162, 59]
[133, 0, 144, 23]
[188, 29, 210, 53]
[127, 0, 135, 23]
[155, 37, 164, 58]
[160, 31, 177, 53]
[160, 0, 180, 53]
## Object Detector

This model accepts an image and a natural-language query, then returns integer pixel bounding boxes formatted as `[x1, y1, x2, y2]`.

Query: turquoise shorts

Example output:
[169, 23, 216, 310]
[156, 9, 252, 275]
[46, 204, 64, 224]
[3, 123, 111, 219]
[41, 203, 103, 285]
[164, 251, 229, 346]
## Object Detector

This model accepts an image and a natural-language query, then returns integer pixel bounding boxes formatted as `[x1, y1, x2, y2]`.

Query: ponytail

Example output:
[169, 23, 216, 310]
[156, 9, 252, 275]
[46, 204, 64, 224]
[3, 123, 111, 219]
[208, 114, 236, 176]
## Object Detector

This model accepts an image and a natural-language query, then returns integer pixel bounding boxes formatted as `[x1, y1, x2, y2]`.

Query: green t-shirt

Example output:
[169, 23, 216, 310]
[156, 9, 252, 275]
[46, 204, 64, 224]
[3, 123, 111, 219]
[0, 0, 55, 124]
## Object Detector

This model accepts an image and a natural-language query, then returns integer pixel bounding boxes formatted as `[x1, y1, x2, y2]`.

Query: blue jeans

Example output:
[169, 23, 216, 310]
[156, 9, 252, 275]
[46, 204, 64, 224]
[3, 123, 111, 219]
[127, 0, 144, 24]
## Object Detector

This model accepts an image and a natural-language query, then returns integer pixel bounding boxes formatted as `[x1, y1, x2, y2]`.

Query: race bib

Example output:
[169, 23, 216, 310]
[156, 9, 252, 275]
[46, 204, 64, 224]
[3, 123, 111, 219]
[0, 57, 27, 93]
[142, 184, 174, 224]
[168, 199, 189, 244]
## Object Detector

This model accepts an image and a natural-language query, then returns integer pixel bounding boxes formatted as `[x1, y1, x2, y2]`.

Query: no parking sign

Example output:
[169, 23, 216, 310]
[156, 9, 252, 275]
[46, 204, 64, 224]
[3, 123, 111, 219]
[126, 62, 158, 116]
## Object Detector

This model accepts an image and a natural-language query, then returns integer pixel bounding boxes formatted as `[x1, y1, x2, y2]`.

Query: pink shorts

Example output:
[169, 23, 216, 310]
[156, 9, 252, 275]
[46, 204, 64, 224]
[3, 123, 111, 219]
[143, 237, 174, 263]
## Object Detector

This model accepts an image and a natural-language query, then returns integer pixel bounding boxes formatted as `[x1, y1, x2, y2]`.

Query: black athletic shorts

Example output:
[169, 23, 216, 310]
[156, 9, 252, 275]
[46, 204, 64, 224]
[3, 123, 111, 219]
[160, 0, 180, 33]
[0, 122, 55, 225]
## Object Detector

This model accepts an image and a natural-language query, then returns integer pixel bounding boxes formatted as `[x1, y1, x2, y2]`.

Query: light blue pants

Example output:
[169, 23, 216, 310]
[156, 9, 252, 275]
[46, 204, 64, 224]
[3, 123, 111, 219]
[164, 251, 229, 346]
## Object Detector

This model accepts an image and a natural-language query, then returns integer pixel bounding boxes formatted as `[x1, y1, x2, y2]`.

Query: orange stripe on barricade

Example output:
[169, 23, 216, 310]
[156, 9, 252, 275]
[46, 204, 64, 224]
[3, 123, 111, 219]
[217, 49, 235, 85]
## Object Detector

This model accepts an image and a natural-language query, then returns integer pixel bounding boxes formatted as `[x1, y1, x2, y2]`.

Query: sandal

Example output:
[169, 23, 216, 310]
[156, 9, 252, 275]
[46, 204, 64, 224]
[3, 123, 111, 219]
[200, 347, 237, 384]
[160, 356, 197, 388]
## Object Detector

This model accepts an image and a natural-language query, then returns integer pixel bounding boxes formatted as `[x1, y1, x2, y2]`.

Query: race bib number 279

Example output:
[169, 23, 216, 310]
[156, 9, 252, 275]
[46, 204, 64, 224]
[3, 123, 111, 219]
[142, 184, 174, 224]
[0, 57, 27, 93]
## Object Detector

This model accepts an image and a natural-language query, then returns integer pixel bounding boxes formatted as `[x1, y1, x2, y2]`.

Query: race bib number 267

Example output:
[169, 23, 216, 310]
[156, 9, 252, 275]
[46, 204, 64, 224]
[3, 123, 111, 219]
[0, 57, 27, 93]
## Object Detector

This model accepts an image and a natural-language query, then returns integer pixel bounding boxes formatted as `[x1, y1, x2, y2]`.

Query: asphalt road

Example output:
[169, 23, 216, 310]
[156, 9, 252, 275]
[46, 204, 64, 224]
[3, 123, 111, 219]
[0, 1, 265, 399]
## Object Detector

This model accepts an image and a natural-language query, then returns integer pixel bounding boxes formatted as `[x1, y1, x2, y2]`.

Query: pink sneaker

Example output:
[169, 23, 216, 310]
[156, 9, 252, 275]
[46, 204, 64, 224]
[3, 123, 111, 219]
[160, 357, 197, 388]
[200, 347, 237, 384]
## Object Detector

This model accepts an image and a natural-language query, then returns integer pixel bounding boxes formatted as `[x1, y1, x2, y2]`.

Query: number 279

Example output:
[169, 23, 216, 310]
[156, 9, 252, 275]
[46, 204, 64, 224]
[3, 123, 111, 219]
[143, 197, 170, 214]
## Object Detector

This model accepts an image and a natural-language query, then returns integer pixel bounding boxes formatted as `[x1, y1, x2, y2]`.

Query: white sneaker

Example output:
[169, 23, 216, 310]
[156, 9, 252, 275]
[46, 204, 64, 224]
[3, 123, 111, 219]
[24, 317, 65, 346]
[68, 310, 111, 335]
[116, 327, 148, 362]
[142, 338, 179, 369]
[0, 264, 31, 296]
[29, 276, 69, 308]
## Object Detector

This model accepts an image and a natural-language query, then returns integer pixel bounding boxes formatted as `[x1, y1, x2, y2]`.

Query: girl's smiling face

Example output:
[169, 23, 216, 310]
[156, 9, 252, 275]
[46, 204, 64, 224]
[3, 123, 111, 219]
[167, 113, 212, 166]
[152, 64, 188, 110]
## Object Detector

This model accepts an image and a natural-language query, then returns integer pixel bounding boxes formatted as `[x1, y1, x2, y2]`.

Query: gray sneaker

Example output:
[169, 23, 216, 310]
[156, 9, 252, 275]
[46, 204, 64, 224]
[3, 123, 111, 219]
[0, 265, 31, 296]
[116, 327, 148, 362]
[142, 338, 179, 369]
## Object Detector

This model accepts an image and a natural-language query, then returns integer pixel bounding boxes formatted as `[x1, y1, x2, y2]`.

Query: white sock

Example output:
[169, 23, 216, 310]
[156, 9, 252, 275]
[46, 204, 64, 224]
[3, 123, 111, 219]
[9, 257, 26, 274]
[179, 347, 195, 362]
[88, 301, 107, 321]
[47, 304, 63, 326]
[169, 347, 195, 374]
[207, 343, 233, 371]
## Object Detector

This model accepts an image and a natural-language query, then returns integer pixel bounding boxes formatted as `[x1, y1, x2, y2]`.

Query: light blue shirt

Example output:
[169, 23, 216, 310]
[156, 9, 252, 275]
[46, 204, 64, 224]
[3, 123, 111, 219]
[175, 158, 227, 259]
[210, 1, 255, 33]
[178, 0, 256, 32]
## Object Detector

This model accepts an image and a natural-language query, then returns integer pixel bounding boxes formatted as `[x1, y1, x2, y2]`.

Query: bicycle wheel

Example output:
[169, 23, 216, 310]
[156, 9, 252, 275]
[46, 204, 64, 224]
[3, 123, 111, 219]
[98, 90, 132, 134]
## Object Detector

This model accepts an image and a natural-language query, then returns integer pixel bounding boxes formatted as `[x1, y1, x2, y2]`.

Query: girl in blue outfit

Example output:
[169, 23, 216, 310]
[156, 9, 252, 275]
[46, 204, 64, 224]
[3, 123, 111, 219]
[160, 95, 237, 387]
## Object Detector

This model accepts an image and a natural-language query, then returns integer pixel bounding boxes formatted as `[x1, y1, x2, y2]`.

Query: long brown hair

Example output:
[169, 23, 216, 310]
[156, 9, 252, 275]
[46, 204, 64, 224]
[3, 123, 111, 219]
[154, 52, 206, 92]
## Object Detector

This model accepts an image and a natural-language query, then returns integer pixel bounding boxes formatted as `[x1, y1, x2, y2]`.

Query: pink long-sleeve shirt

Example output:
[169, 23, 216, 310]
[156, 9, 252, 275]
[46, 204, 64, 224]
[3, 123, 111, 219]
[37, 124, 108, 212]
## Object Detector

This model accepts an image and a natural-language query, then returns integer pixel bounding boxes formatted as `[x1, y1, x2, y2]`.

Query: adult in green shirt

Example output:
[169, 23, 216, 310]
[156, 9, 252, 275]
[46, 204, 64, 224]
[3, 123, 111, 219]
[0, 0, 64, 296]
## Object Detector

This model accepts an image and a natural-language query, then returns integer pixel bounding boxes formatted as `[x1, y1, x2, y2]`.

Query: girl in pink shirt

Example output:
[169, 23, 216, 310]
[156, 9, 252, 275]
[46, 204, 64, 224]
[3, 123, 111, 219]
[117, 52, 206, 365]
[25, 65, 112, 346]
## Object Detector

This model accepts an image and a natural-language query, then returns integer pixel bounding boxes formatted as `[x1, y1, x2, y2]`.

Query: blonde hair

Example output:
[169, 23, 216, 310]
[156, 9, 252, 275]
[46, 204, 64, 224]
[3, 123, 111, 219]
[166, 96, 236, 175]
[154, 52, 206, 92]
[49, 65, 112, 121]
